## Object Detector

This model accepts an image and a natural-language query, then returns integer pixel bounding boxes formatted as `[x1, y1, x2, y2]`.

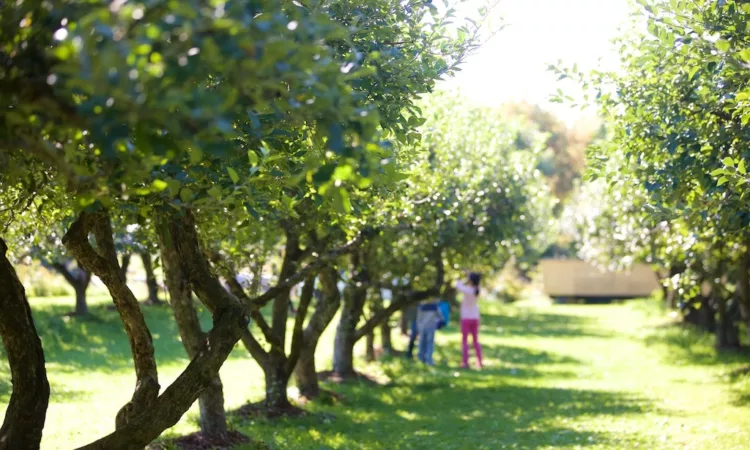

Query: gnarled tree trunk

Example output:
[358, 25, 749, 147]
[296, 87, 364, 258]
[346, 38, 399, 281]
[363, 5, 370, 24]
[63, 211, 160, 430]
[294, 266, 341, 399]
[332, 280, 368, 377]
[74, 210, 248, 450]
[156, 219, 227, 438]
[0, 238, 50, 450]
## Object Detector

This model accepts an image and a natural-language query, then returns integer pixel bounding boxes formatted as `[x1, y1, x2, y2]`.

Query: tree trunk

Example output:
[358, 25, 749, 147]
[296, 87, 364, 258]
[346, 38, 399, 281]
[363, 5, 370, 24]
[198, 377, 227, 436]
[0, 238, 50, 450]
[263, 358, 292, 410]
[156, 218, 228, 438]
[333, 282, 367, 376]
[294, 266, 341, 399]
[63, 211, 160, 430]
[120, 253, 131, 282]
[381, 319, 393, 355]
[365, 330, 376, 362]
[294, 344, 320, 399]
[74, 283, 88, 316]
[140, 252, 161, 305]
[51, 261, 91, 316]
[400, 306, 410, 335]
[258, 230, 303, 410]
[75, 210, 248, 450]
[373, 289, 393, 355]
[715, 292, 740, 350]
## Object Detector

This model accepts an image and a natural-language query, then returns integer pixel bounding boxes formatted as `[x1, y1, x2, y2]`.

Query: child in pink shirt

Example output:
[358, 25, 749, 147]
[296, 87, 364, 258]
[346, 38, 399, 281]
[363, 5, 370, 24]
[457, 272, 483, 369]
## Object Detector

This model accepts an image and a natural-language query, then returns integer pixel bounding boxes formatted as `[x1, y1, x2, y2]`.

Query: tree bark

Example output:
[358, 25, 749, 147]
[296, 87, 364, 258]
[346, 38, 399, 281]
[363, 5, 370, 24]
[263, 358, 292, 410]
[197, 377, 227, 436]
[713, 284, 740, 350]
[77, 305, 246, 450]
[294, 344, 320, 399]
[258, 230, 304, 409]
[74, 283, 88, 316]
[400, 308, 408, 335]
[74, 211, 248, 450]
[51, 261, 91, 316]
[381, 319, 393, 356]
[63, 211, 160, 429]
[156, 219, 227, 438]
[332, 280, 368, 376]
[365, 329, 376, 362]
[120, 253, 131, 282]
[294, 266, 341, 399]
[0, 238, 50, 450]
[373, 289, 393, 355]
[140, 252, 161, 305]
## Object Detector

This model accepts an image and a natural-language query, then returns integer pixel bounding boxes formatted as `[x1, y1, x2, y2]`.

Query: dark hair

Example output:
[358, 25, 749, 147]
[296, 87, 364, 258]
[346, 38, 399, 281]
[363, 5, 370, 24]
[469, 272, 481, 296]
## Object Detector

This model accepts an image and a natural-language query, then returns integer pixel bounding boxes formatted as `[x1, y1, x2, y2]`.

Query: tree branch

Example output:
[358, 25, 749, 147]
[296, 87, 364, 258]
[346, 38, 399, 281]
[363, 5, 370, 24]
[355, 248, 444, 341]
[51, 262, 78, 287]
[240, 329, 270, 368]
[249, 226, 379, 309]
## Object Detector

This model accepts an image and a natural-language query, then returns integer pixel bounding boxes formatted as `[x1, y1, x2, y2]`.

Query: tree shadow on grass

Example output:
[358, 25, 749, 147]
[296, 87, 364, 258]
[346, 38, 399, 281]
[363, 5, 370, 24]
[428, 344, 583, 381]
[239, 377, 656, 450]
[476, 310, 613, 339]
[643, 322, 750, 367]
[14, 301, 215, 373]
[0, 375, 93, 404]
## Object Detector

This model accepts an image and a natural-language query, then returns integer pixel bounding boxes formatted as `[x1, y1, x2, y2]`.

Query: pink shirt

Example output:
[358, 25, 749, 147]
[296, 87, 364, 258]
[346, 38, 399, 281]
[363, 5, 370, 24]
[457, 280, 480, 320]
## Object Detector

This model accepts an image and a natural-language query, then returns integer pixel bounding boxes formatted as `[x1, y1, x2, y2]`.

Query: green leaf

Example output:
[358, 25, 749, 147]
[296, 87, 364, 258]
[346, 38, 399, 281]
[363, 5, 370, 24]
[227, 167, 239, 183]
[151, 179, 168, 191]
[739, 48, 750, 63]
[717, 176, 728, 186]
[189, 148, 203, 164]
[710, 168, 725, 176]
[723, 157, 735, 167]
[716, 39, 731, 53]
[688, 66, 700, 80]
[738, 160, 747, 175]
[336, 188, 352, 213]
[180, 188, 195, 203]
[166, 179, 181, 197]
[208, 186, 222, 199]
[248, 150, 259, 166]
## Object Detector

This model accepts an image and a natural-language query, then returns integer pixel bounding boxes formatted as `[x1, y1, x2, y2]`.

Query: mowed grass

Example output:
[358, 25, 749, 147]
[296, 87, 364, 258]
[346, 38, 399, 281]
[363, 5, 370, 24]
[1, 286, 749, 449]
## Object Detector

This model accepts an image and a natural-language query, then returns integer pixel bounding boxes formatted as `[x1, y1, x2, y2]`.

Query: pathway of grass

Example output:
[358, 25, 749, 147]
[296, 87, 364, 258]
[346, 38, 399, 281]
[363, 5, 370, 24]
[1, 291, 748, 449]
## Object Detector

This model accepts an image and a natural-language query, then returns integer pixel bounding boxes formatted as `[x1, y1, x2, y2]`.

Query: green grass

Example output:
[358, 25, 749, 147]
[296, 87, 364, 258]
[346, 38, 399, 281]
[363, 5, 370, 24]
[2, 289, 749, 449]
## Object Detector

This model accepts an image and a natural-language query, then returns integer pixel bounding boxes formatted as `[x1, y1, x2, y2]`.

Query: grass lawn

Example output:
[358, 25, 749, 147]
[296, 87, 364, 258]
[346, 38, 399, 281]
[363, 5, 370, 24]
[1, 288, 749, 449]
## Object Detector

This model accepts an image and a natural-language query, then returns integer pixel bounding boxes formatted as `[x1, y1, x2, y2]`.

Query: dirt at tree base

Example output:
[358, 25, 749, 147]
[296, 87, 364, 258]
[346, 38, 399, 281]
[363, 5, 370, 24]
[297, 388, 345, 406]
[148, 430, 263, 450]
[232, 401, 307, 419]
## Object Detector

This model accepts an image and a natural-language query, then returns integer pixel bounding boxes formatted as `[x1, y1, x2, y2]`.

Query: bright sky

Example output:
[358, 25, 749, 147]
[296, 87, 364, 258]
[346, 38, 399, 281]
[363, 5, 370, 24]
[442, 0, 632, 125]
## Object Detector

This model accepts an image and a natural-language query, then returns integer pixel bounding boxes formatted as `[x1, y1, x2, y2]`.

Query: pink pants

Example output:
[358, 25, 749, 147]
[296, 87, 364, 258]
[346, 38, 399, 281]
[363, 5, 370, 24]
[461, 319, 483, 367]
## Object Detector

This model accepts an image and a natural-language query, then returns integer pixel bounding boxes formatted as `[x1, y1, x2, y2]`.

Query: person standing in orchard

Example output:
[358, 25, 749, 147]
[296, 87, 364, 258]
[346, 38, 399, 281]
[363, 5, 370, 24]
[457, 271, 483, 369]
